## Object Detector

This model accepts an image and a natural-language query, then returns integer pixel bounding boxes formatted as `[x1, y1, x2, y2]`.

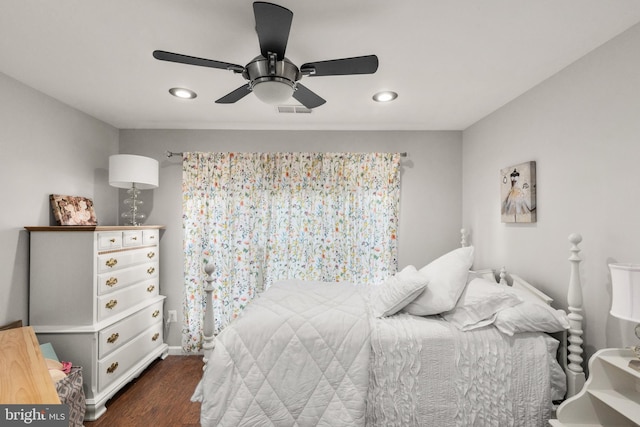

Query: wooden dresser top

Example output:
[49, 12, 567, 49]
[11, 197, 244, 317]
[25, 225, 165, 232]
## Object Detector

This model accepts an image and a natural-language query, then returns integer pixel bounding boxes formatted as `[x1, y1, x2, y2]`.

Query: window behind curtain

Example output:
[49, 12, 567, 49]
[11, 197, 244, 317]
[182, 152, 401, 351]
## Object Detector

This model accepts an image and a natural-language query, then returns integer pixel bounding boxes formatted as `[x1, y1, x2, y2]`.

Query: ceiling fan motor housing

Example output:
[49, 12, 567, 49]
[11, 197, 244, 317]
[244, 55, 301, 90]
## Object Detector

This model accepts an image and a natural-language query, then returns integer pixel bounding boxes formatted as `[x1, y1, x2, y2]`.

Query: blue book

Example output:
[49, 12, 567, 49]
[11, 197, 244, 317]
[39, 342, 59, 361]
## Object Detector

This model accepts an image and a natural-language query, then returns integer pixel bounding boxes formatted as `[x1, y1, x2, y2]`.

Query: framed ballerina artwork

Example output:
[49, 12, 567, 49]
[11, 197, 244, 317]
[500, 161, 536, 223]
[50, 194, 98, 226]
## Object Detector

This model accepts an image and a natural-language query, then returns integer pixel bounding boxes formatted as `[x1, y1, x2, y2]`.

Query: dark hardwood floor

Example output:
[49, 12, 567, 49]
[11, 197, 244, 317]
[84, 355, 204, 427]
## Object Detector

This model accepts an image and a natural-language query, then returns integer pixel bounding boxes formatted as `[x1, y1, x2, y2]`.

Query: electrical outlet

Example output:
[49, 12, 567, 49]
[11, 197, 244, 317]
[168, 310, 177, 323]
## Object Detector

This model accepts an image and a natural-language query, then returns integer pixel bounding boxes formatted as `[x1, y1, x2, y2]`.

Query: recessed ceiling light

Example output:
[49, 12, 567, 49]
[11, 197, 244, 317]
[169, 87, 197, 99]
[372, 91, 398, 102]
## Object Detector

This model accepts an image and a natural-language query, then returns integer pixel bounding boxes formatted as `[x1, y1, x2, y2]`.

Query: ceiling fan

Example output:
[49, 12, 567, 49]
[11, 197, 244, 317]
[153, 1, 379, 109]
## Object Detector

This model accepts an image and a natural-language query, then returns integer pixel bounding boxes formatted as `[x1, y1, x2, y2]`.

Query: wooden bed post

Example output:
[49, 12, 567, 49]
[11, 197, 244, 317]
[566, 233, 586, 397]
[202, 263, 215, 366]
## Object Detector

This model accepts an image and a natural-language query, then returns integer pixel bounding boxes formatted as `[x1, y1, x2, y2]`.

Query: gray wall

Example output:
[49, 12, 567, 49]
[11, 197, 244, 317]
[4, 15, 639, 359]
[119, 129, 463, 347]
[0, 72, 119, 327]
[463, 22, 640, 361]
[0, 68, 462, 349]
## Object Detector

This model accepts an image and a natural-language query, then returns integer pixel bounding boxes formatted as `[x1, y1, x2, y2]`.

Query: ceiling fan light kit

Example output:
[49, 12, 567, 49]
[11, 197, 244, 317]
[153, 1, 378, 109]
[246, 54, 299, 104]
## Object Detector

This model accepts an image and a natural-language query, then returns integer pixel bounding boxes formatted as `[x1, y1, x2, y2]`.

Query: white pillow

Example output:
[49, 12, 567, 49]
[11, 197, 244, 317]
[441, 277, 522, 331]
[402, 246, 475, 316]
[370, 265, 429, 318]
[494, 287, 570, 336]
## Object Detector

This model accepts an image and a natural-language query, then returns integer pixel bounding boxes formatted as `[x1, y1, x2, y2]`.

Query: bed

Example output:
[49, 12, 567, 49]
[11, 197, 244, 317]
[191, 232, 587, 426]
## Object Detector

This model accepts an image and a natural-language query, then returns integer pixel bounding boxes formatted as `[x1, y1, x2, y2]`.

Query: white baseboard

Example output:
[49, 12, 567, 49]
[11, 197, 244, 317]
[167, 345, 204, 356]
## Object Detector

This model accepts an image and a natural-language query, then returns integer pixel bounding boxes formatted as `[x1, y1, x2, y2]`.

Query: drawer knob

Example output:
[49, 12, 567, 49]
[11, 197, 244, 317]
[149, 235, 155, 240]
[152, 310, 160, 318]
[147, 267, 155, 275]
[147, 251, 155, 259]
[152, 332, 160, 342]
[107, 333, 119, 344]
[106, 362, 119, 374]
[106, 277, 118, 287]
[105, 258, 118, 268]
[109, 238, 116, 243]
[147, 285, 155, 293]
[105, 300, 118, 310]
[132, 236, 138, 240]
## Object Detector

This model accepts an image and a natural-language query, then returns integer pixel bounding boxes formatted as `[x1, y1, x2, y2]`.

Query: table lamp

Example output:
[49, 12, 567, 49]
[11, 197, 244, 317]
[609, 263, 640, 371]
[109, 154, 159, 226]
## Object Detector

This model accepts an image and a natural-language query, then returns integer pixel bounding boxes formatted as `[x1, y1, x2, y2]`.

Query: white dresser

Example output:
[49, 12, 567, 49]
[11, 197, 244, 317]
[25, 225, 169, 421]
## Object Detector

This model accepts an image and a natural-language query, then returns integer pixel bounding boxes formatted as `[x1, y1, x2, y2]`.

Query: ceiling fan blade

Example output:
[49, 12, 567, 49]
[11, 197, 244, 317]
[215, 84, 252, 104]
[253, 2, 293, 59]
[292, 84, 326, 109]
[301, 55, 379, 76]
[153, 50, 244, 72]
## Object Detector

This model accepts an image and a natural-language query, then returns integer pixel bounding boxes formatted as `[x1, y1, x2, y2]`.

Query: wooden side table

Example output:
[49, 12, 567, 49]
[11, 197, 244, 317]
[0, 326, 60, 404]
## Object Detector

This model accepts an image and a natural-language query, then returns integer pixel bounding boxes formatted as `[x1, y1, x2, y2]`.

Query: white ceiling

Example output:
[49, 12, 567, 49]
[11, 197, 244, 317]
[1, 1, 640, 131]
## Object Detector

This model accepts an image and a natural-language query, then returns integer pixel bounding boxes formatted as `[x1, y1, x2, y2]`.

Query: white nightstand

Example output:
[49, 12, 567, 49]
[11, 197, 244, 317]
[550, 347, 640, 426]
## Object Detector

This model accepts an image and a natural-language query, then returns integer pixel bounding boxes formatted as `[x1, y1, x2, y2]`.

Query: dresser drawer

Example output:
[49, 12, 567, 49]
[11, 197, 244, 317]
[98, 322, 164, 392]
[142, 229, 159, 246]
[97, 248, 158, 274]
[97, 261, 158, 295]
[97, 279, 160, 322]
[98, 300, 164, 358]
[97, 232, 123, 250]
[122, 230, 143, 247]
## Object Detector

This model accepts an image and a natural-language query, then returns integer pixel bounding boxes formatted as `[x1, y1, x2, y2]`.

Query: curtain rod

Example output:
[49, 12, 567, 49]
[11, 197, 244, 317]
[166, 151, 408, 158]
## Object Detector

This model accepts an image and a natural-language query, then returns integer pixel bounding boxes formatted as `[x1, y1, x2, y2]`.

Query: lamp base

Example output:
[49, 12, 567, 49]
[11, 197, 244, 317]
[121, 185, 146, 226]
[630, 339, 640, 371]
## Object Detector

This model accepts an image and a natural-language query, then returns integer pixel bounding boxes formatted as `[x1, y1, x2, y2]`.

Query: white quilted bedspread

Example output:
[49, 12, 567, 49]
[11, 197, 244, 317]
[192, 280, 371, 427]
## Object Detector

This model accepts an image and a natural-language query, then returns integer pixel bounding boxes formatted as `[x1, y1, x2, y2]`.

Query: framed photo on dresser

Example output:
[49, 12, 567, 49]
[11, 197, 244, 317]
[50, 194, 98, 226]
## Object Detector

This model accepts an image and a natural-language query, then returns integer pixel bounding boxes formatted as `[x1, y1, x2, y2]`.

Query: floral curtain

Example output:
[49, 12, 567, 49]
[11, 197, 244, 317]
[182, 152, 401, 351]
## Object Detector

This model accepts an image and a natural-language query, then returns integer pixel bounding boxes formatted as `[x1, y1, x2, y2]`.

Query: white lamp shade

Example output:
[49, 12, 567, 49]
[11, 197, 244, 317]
[609, 263, 640, 322]
[109, 154, 159, 189]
